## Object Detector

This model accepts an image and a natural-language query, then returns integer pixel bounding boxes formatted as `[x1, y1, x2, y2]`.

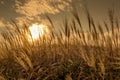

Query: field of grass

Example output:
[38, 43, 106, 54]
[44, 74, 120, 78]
[0, 9, 120, 80]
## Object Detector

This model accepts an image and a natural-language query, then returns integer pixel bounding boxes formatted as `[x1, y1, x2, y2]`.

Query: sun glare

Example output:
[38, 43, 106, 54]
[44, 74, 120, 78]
[29, 24, 47, 40]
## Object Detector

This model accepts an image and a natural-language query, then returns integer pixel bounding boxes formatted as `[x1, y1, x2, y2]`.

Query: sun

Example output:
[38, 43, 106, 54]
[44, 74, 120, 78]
[29, 24, 46, 40]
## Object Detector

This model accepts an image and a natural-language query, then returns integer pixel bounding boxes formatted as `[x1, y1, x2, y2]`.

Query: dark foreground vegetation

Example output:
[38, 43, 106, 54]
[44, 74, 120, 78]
[0, 9, 120, 80]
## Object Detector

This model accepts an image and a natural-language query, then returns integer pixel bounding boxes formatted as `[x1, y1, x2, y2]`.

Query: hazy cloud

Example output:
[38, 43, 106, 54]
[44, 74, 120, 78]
[14, 0, 72, 21]
[0, 19, 5, 27]
[0, 19, 10, 32]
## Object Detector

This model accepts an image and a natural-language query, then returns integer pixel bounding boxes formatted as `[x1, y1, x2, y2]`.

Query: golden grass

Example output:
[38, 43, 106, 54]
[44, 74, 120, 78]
[0, 9, 120, 79]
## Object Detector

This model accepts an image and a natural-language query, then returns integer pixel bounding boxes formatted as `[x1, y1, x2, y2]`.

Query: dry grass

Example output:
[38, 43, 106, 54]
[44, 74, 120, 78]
[0, 9, 120, 80]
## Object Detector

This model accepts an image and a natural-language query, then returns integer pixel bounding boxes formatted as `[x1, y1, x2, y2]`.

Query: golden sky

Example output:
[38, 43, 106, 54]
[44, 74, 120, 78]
[0, 0, 120, 30]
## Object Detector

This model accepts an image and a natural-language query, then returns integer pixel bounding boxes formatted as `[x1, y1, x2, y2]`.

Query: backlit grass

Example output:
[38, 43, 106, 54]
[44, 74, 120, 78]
[0, 9, 120, 80]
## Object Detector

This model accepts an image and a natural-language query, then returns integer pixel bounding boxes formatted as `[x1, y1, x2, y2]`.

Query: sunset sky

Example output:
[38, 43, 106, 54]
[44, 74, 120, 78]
[0, 0, 120, 30]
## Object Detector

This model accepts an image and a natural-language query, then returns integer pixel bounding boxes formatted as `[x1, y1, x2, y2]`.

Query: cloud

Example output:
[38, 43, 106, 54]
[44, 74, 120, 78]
[0, 19, 11, 32]
[13, 0, 83, 26]
[0, 18, 15, 32]
[14, 0, 72, 20]
[0, 19, 5, 27]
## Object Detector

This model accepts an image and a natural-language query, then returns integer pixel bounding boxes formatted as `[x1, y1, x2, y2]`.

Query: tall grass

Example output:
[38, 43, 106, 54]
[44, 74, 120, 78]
[0, 9, 120, 80]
